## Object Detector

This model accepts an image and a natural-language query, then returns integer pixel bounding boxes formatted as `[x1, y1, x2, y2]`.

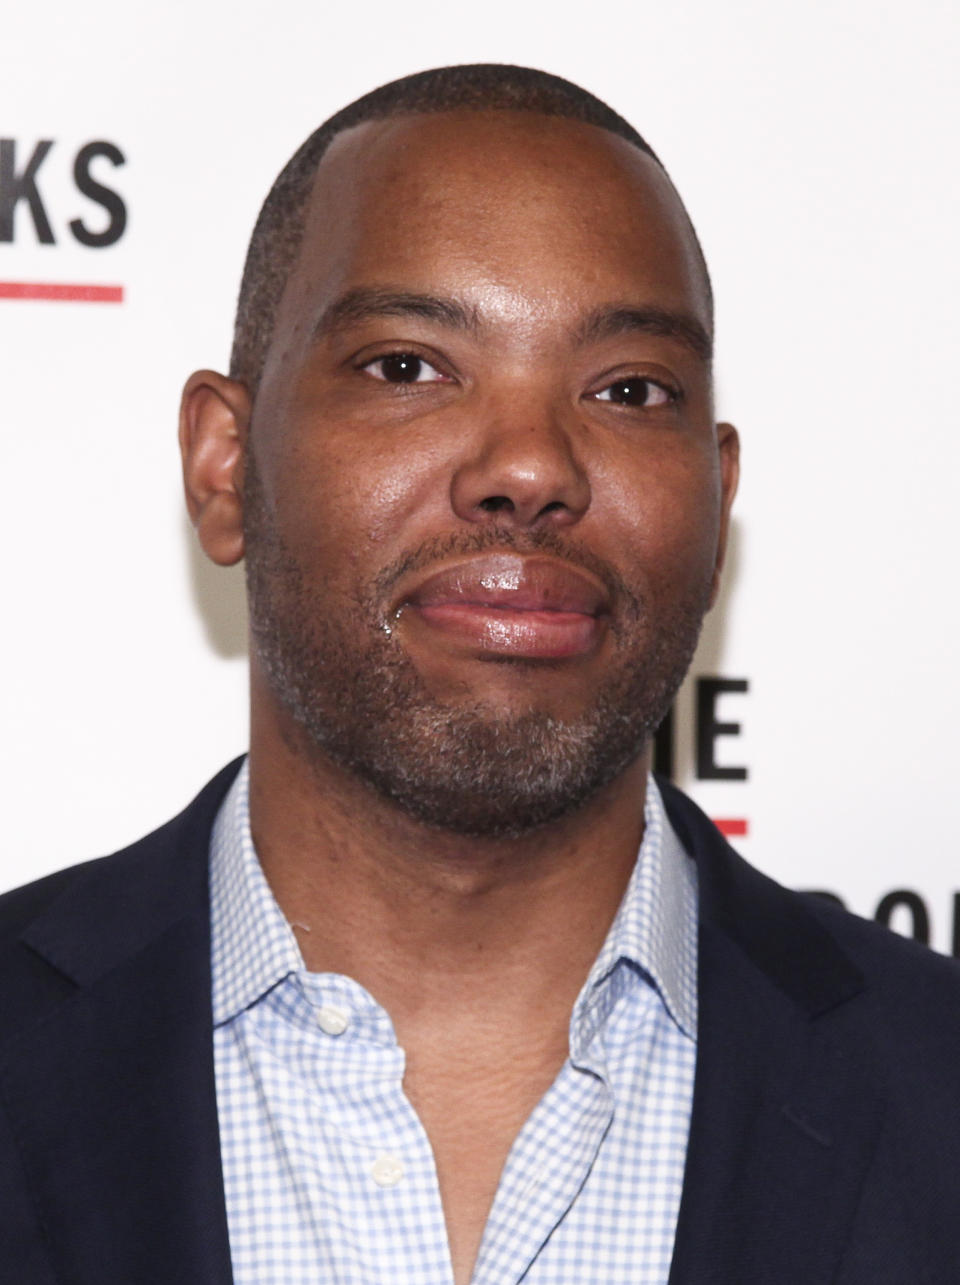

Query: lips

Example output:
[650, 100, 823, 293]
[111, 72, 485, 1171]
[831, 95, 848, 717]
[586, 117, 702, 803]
[396, 553, 610, 659]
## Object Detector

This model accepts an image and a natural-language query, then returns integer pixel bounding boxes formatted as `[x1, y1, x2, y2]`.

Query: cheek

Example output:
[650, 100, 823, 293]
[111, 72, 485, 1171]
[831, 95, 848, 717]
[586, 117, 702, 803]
[265, 421, 457, 583]
[602, 441, 723, 592]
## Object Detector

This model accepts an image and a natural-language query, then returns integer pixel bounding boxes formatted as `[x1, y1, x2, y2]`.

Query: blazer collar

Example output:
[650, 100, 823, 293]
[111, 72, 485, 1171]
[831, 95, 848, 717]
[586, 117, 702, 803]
[18, 760, 243, 992]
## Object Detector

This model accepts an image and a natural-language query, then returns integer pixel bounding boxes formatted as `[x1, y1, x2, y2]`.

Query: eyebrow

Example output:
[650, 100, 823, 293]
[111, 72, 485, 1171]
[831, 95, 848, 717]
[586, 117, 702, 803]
[576, 305, 713, 362]
[312, 286, 713, 362]
[313, 287, 481, 339]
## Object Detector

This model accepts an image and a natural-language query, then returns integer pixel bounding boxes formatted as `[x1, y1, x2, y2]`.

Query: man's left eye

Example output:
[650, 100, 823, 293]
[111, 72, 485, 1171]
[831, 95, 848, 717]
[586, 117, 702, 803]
[362, 353, 448, 383]
[592, 378, 673, 407]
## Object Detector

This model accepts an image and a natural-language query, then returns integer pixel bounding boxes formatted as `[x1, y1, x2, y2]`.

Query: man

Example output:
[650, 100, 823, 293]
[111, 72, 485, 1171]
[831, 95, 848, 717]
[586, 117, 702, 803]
[1, 64, 959, 1285]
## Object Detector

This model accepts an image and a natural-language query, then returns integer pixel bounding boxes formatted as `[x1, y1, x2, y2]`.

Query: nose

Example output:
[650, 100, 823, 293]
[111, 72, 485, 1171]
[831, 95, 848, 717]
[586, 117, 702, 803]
[449, 401, 591, 530]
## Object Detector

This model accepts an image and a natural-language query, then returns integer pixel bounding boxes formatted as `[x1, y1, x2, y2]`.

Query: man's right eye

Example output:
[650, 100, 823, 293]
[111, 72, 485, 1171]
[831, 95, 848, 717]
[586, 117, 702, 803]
[361, 353, 449, 383]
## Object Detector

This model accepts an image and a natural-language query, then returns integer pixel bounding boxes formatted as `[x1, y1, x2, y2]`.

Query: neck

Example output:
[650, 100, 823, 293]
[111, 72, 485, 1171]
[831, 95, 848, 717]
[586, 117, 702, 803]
[246, 695, 649, 1036]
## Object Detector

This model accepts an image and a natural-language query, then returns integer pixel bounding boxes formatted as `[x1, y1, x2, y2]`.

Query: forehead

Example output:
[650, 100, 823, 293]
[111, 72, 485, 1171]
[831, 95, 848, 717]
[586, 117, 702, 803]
[277, 110, 710, 343]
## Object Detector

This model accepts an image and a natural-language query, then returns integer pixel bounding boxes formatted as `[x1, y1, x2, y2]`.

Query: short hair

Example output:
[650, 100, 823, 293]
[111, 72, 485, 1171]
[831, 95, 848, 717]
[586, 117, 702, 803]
[230, 64, 706, 394]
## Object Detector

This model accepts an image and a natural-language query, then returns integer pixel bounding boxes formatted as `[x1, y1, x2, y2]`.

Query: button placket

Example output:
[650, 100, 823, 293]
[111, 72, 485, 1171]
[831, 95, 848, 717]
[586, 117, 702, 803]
[370, 1153, 404, 1187]
[316, 1006, 349, 1036]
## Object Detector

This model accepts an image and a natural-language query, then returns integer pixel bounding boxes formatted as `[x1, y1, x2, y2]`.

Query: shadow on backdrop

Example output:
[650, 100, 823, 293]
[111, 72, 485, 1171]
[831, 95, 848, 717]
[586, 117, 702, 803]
[185, 514, 248, 659]
[695, 514, 741, 678]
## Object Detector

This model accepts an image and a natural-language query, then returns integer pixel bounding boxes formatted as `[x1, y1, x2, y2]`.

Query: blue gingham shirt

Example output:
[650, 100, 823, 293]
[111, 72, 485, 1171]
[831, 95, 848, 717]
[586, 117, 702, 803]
[210, 761, 698, 1284]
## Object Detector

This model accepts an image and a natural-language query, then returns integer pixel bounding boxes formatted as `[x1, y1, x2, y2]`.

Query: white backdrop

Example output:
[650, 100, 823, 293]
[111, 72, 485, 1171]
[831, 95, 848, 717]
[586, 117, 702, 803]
[4, 1, 958, 950]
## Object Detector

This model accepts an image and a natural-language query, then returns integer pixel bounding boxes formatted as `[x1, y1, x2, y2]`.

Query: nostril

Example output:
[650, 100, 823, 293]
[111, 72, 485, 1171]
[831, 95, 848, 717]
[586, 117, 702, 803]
[478, 496, 515, 513]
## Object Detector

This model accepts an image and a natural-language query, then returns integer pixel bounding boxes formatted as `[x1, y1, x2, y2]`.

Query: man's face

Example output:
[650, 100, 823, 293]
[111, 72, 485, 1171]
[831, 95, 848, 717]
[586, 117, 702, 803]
[242, 110, 737, 836]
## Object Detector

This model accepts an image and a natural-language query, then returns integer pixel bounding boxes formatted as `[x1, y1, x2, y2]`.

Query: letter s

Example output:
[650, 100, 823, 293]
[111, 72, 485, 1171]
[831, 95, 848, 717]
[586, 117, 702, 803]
[69, 141, 126, 248]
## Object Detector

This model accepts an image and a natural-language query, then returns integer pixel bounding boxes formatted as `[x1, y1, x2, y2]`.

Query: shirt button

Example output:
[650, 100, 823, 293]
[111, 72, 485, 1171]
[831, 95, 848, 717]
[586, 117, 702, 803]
[371, 1154, 404, 1187]
[316, 1006, 349, 1036]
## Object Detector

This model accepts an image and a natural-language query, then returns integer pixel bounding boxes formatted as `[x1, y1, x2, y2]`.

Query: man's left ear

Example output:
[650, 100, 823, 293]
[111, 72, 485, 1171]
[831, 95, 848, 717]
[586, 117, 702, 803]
[178, 370, 250, 566]
[709, 421, 740, 607]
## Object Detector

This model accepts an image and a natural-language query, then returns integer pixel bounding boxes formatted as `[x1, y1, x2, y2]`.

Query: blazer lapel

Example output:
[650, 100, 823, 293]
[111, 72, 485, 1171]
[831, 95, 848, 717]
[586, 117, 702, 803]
[0, 762, 241, 1285]
[663, 783, 882, 1285]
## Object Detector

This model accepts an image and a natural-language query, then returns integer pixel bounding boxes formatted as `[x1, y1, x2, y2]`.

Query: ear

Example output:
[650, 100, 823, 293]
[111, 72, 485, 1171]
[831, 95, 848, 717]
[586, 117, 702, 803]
[708, 421, 740, 608]
[179, 370, 250, 566]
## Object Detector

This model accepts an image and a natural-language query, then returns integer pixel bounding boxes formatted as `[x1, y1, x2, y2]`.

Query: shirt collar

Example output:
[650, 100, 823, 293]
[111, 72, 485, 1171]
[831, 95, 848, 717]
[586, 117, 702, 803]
[209, 758, 302, 1026]
[572, 776, 698, 1051]
[209, 761, 698, 1041]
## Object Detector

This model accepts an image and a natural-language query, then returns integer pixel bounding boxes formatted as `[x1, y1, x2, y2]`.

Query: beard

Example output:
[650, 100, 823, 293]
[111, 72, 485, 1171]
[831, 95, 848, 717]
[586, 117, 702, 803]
[244, 464, 712, 839]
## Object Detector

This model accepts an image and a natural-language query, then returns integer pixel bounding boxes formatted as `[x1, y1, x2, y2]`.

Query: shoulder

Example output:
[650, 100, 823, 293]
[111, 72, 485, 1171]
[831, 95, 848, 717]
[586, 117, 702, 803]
[795, 885, 960, 1065]
[0, 759, 243, 1033]
[0, 855, 113, 944]
[657, 774, 960, 1017]
[0, 758, 244, 924]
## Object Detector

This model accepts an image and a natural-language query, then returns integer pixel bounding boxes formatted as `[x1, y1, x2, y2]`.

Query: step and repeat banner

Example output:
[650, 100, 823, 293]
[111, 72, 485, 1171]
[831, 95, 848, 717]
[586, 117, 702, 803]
[4, 2, 958, 949]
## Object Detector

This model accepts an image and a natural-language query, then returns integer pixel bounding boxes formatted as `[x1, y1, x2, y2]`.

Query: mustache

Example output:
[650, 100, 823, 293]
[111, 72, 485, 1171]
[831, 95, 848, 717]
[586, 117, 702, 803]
[369, 527, 643, 624]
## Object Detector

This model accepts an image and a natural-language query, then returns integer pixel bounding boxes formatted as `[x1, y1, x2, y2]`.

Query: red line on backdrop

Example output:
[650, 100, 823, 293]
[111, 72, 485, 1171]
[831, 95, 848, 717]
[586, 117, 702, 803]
[713, 818, 749, 837]
[0, 282, 124, 303]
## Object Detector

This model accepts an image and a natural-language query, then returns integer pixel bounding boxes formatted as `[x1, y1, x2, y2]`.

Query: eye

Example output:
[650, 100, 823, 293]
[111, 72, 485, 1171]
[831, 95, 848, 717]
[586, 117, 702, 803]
[592, 377, 674, 408]
[361, 352, 449, 384]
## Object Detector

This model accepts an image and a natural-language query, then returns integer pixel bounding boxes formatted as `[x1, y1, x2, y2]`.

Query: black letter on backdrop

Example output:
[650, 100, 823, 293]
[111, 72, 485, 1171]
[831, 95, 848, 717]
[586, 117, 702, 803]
[696, 678, 749, 780]
[0, 139, 55, 243]
[69, 142, 126, 248]
[875, 889, 930, 946]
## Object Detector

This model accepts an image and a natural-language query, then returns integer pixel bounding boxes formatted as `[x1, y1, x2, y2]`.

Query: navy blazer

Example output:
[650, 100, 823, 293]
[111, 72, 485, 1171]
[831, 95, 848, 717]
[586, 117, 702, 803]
[2, 759, 959, 1283]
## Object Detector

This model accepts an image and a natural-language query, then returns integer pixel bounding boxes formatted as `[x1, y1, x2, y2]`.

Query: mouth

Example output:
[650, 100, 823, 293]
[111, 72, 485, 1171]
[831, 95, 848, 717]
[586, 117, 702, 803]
[394, 553, 610, 660]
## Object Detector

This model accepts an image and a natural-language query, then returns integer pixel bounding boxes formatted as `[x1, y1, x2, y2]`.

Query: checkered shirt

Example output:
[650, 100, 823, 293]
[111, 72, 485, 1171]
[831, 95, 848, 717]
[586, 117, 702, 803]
[210, 760, 698, 1284]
